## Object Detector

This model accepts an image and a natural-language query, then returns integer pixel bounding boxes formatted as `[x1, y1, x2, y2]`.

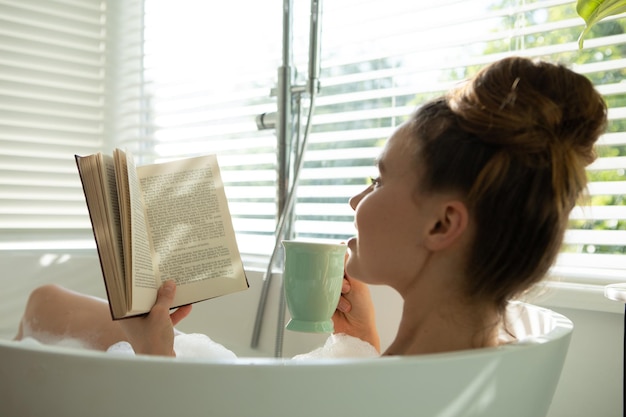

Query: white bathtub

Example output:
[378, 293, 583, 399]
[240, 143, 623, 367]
[0, 251, 573, 417]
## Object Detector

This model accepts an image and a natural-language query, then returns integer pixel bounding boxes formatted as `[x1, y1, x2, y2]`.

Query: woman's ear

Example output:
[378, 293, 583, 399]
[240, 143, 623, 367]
[423, 200, 469, 251]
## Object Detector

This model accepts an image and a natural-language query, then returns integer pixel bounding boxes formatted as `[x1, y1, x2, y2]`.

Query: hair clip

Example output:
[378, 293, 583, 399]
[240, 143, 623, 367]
[500, 77, 521, 109]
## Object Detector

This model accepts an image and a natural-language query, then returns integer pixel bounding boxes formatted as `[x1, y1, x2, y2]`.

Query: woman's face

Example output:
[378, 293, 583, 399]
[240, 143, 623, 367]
[346, 124, 436, 291]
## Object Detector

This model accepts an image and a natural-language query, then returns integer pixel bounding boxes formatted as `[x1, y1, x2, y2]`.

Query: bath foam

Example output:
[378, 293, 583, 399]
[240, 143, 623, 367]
[19, 328, 377, 360]
[291, 333, 379, 360]
[105, 332, 378, 360]
[106, 333, 238, 359]
[20, 335, 90, 350]
[174, 333, 238, 359]
[106, 341, 136, 355]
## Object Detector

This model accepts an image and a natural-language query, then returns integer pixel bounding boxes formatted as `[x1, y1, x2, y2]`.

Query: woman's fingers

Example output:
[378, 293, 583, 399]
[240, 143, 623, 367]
[337, 278, 352, 313]
[154, 280, 176, 309]
[342, 277, 351, 294]
[170, 304, 192, 326]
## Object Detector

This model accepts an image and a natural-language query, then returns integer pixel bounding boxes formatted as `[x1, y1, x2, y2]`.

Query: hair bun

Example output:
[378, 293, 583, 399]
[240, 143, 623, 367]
[447, 57, 606, 168]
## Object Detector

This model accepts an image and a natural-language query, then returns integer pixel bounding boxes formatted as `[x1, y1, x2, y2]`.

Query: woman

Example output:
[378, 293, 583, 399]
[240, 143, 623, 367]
[15, 56, 607, 357]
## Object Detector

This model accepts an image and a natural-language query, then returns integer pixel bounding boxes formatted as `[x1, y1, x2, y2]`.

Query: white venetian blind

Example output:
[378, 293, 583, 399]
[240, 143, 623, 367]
[123, 0, 284, 259]
[1, 0, 624, 284]
[291, 0, 626, 283]
[113, 0, 626, 279]
[0, 0, 107, 249]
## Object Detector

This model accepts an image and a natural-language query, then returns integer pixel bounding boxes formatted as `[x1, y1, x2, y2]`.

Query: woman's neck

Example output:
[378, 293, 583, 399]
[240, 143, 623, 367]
[383, 285, 500, 356]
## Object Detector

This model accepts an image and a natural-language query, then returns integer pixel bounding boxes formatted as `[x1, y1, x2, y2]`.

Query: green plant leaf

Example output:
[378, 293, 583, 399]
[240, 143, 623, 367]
[577, 0, 626, 48]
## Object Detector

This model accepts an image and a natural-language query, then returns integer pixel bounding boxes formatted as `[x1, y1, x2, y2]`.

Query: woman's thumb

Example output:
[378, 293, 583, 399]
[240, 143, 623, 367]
[156, 280, 176, 306]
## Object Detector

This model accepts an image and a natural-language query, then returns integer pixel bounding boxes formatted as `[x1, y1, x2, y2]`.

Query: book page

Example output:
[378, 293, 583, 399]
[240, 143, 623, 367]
[115, 149, 159, 314]
[101, 155, 125, 279]
[75, 153, 127, 319]
[138, 154, 247, 306]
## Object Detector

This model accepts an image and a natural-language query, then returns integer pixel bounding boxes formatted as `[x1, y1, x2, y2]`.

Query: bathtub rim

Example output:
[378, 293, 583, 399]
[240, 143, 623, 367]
[0, 301, 573, 367]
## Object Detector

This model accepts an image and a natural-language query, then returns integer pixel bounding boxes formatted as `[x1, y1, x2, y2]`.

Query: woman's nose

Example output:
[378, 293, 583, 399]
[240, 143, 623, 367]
[349, 189, 366, 210]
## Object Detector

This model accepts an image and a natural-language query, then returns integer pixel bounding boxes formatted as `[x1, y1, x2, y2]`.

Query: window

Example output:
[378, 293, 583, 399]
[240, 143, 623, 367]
[1, 0, 624, 288]
[0, 0, 106, 249]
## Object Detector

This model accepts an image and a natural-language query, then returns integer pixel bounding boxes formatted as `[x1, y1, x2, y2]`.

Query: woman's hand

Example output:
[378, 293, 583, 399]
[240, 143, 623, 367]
[119, 280, 192, 356]
[333, 272, 381, 353]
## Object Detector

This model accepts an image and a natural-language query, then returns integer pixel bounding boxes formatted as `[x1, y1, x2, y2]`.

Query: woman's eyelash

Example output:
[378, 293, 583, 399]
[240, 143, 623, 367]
[369, 176, 381, 187]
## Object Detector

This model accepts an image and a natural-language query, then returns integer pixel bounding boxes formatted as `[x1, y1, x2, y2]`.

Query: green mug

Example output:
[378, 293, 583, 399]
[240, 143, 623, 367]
[282, 240, 347, 333]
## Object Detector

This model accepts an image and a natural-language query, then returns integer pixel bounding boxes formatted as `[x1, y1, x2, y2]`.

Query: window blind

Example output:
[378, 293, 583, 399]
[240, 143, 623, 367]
[126, 0, 284, 260]
[0, 0, 106, 249]
[130, 0, 626, 282]
[1, 0, 624, 284]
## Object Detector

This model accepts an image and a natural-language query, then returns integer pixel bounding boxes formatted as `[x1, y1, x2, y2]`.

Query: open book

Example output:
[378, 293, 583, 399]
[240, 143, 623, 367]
[75, 149, 249, 319]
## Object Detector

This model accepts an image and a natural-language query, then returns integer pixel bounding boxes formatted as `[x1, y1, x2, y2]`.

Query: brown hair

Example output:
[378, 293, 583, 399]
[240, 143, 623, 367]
[407, 57, 607, 310]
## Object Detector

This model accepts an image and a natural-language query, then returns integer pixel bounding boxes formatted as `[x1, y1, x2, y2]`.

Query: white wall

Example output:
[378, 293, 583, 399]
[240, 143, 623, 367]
[0, 251, 622, 416]
[535, 304, 623, 417]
